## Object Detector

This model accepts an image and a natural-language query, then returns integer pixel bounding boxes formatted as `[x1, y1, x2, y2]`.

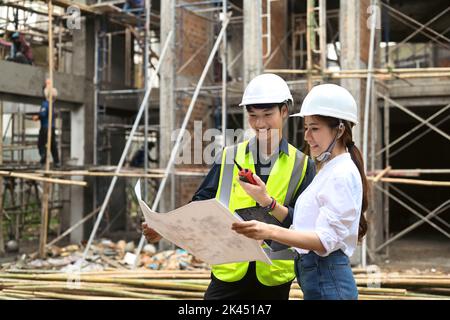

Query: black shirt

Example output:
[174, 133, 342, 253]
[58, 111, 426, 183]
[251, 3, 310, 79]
[191, 138, 316, 227]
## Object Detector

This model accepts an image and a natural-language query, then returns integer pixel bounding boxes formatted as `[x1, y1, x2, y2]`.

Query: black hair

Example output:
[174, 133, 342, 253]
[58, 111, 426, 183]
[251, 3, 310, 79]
[245, 100, 291, 113]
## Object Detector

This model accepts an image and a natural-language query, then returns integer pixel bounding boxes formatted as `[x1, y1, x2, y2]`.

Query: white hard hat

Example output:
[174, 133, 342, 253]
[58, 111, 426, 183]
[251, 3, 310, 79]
[239, 73, 293, 106]
[291, 83, 358, 124]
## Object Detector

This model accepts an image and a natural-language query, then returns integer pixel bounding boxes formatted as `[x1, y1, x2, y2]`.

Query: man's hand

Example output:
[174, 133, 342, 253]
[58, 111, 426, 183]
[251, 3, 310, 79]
[236, 174, 272, 207]
[32, 115, 39, 121]
[141, 222, 162, 243]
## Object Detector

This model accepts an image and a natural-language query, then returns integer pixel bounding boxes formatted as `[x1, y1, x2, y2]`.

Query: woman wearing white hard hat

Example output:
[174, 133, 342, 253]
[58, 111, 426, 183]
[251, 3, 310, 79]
[233, 83, 368, 300]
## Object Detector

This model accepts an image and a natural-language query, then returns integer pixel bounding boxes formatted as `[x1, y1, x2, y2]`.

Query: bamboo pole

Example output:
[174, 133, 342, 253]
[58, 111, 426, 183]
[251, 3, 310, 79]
[367, 176, 450, 187]
[355, 278, 450, 288]
[265, 67, 450, 74]
[305, 0, 313, 90]
[369, 168, 450, 177]
[1, 271, 449, 300]
[0, 98, 3, 256]
[35, 170, 164, 179]
[2, 289, 140, 300]
[373, 166, 391, 183]
[0, 170, 87, 186]
[2, 269, 211, 276]
[39, 0, 54, 259]
[0, 274, 209, 291]
[8, 285, 174, 300]
[354, 274, 450, 279]
[27, 207, 101, 260]
[6, 283, 203, 299]
[46, 206, 100, 247]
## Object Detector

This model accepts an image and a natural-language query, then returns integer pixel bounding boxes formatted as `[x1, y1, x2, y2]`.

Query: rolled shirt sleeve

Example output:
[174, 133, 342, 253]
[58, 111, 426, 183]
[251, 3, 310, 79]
[314, 174, 361, 256]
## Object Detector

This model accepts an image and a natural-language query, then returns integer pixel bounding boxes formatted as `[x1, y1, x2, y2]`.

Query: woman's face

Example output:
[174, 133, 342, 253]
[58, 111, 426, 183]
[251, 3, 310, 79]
[303, 116, 337, 158]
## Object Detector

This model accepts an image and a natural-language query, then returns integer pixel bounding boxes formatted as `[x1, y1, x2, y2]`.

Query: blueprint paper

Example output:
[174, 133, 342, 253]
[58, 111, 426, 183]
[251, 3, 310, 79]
[135, 180, 272, 265]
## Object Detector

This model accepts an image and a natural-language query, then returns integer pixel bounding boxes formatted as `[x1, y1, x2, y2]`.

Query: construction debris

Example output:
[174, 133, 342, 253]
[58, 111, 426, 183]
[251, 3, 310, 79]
[142, 249, 209, 271]
[1, 241, 448, 300]
[1, 240, 209, 273]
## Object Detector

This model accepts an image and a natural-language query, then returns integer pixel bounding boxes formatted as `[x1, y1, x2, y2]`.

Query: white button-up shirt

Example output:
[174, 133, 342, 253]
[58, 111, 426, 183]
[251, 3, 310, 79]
[293, 153, 363, 257]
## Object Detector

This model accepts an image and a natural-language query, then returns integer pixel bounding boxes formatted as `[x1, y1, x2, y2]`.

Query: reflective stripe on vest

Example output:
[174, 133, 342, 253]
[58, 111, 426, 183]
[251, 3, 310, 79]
[213, 140, 308, 286]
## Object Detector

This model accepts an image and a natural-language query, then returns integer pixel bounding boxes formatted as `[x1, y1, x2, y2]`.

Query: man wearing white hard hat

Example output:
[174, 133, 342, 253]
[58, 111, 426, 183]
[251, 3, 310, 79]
[143, 73, 315, 300]
[233, 83, 368, 300]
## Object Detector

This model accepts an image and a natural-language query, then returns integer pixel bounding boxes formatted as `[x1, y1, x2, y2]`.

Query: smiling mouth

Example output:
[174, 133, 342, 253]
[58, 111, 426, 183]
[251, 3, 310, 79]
[257, 129, 270, 135]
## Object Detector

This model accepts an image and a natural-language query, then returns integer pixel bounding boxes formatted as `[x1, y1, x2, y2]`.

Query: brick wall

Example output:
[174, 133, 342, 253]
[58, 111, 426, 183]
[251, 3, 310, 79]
[263, 0, 288, 69]
[359, 0, 371, 65]
[177, 6, 210, 77]
[174, 3, 215, 208]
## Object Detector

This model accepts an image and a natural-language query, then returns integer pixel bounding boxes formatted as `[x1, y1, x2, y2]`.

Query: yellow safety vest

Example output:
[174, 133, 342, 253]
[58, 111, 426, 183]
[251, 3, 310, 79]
[213, 139, 308, 286]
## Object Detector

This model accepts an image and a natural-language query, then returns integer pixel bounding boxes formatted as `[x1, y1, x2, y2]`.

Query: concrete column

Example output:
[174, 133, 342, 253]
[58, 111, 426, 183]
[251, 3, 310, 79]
[340, 0, 363, 146]
[68, 106, 85, 243]
[159, 0, 176, 213]
[243, 0, 263, 131]
[340, 0, 366, 265]
[341, 0, 384, 264]
[71, 16, 96, 240]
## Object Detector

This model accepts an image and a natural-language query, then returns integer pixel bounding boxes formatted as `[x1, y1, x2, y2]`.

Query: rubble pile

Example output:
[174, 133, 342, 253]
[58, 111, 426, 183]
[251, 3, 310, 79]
[0, 239, 210, 272]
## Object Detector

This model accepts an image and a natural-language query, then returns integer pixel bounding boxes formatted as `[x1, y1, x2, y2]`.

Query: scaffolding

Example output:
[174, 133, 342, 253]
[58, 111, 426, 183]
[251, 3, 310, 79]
[0, 0, 165, 257]
[267, 0, 450, 265]
[0, 0, 449, 268]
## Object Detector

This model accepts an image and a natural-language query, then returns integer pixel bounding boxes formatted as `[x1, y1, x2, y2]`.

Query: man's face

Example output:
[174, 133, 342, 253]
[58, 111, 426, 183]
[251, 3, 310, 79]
[247, 105, 288, 146]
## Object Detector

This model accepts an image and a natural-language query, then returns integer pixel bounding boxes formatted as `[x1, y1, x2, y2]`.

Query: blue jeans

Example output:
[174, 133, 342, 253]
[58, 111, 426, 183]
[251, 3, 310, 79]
[294, 250, 358, 300]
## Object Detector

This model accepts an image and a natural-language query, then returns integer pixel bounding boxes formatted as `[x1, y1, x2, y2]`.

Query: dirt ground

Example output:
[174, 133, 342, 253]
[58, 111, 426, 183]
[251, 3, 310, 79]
[374, 234, 450, 274]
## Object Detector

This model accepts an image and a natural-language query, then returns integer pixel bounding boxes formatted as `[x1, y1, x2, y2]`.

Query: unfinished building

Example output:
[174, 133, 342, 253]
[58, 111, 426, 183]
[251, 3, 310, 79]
[0, 0, 449, 272]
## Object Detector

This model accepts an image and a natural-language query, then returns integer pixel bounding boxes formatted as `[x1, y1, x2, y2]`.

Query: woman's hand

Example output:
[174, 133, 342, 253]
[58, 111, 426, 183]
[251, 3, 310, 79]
[141, 222, 162, 243]
[231, 220, 274, 240]
[236, 174, 272, 207]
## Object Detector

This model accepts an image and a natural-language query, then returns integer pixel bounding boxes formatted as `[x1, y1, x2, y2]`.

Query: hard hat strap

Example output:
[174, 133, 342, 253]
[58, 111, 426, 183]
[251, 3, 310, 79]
[315, 120, 343, 163]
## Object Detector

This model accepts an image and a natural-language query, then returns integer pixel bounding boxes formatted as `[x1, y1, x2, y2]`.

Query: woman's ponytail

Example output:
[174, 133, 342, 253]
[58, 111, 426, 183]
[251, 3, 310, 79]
[346, 140, 369, 241]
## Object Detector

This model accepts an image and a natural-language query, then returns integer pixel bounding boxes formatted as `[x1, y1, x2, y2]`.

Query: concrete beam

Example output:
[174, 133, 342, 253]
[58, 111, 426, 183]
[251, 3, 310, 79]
[0, 61, 85, 104]
[381, 97, 450, 108]
[387, 79, 450, 99]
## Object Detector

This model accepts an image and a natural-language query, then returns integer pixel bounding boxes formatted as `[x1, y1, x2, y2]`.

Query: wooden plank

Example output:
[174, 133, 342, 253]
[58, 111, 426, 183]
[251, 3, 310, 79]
[91, 3, 123, 14]
[52, 0, 97, 15]
[0, 171, 87, 186]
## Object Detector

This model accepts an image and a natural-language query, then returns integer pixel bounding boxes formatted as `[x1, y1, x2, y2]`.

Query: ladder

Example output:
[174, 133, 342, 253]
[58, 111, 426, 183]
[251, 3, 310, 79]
[291, 13, 306, 70]
[261, 0, 275, 59]
[306, 0, 326, 88]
